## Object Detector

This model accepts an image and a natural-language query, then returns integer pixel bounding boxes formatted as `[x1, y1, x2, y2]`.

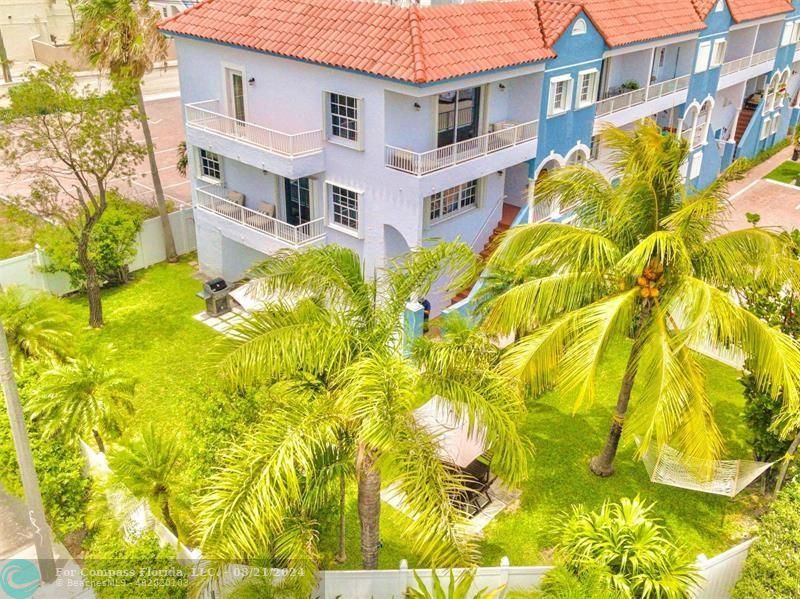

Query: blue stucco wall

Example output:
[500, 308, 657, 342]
[534, 12, 606, 171]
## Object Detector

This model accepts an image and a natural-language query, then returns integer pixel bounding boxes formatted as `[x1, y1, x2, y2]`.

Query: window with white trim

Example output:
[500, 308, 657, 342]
[572, 18, 587, 36]
[695, 41, 712, 73]
[428, 180, 479, 223]
[772, 114, 781, 135]
[198, 149, 221, 181]
[328, 184, 360, 231]
[793, 20, 800, 43]
[714, 0, 724, 12]
[760, 117, 772, 140]
[765, 74, 780, 112]
[689, 152, 703, 180]
[548, 75, 573, 116]
[326, 92, 362, 147]
[710, 39, 727, 68]
[577, 69, 599, 108]
[782, 21, 794, 46]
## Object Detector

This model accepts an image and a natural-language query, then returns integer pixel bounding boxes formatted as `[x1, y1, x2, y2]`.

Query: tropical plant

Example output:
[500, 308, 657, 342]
[197, 243, 529, 576]
[480, 120, 800, 475]
[405, 568, 505, 599]
[553, 497, 700, 598]
[109, 424, 182, 535]
[27, 348, 136, 452]
[0, 286, 73, 369]
[72, 0, 177, 263]
[535, 565, 620, 599]
[733, 478, 800, 598]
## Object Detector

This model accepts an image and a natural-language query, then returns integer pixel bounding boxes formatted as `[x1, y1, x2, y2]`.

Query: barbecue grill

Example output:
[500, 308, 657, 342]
[203, 277, 230, 316]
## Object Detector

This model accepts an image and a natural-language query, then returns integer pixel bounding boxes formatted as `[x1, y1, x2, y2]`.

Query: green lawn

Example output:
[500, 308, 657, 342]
[764, 160, 800, 185]
[64, 261, 759, 568]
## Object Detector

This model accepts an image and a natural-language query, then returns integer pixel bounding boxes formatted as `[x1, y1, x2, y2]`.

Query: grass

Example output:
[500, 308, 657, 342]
[0, 206, 35, 259]
[764, 160, 800, 185]
[62, 262, 759, 568]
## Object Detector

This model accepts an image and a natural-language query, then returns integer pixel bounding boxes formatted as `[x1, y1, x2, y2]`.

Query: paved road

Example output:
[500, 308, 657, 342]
[0, 484, 35, 559]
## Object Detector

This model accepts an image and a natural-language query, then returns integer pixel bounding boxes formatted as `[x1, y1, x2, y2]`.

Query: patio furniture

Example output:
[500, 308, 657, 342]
[216, 190, 246, 218]
[244, 201, 277, 231]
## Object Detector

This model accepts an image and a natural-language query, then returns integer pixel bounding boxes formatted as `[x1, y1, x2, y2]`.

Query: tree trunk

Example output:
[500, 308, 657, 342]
[0, 29, 11, 83]
[92, 429, 106, 454]
[78, 241, 104, 328]
[135, 84, 177, 263]
[158, 490, 178, 536]
[357, 447, 381, 569]
[774, 430, 800, 496]
[590, 346, 639, 477]
[335, 471, 347, 564]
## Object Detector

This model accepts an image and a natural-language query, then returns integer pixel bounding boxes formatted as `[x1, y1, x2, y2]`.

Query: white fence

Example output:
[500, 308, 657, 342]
[0, 208, 196, 295]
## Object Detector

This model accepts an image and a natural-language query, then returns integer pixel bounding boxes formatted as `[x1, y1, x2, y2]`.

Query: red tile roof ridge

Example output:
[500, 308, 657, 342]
[407, 5, 427, 84]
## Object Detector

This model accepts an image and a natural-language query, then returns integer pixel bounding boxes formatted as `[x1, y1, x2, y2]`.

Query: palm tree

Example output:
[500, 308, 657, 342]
[109, 424, 182, 535]
[28, 348, 135, 452]
[0, 286, 73, 369]
[197, 243, 529, 573]
[480, 120, 800, 476]
[72, 0, 178, 263]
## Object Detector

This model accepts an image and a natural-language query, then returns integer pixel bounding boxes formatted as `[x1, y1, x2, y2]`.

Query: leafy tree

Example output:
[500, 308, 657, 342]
[553, 497, 699, 598]
[28, 348, 136, 452]
[0, 287, 73, 370]
[197, 243, 529, 575]
[0, 64, 145, 327]
[480, 120, 800, 475]
[73, 0, 178, 263]
[733, 478, 800, 598]
[36, 191, 149, 289]
[109, 424, 182, 536]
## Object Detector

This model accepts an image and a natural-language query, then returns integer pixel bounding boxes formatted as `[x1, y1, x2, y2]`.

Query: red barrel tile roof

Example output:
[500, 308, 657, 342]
[580, 0, 705, 46]
[726, 0, 792, 22]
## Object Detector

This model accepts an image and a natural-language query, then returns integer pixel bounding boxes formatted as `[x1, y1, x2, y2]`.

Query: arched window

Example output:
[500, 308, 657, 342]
[778, 68, 791, 107]
[566, 148, 588, 165]
[693, 98, 713, 147]
[679, 103, 699, 145]
[765, 73, 781, 112]
[572, 18, 587, 36]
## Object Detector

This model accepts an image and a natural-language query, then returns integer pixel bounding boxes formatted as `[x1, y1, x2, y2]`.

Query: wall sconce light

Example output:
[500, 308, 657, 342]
[413, 102, 421, 111]
[499, 83, 506, 90]
[248, 77, 256, 86]
[496, 170, 504, 176]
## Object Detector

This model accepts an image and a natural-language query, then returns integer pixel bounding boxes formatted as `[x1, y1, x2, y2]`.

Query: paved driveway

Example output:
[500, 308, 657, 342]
[725, 178, 800, 232]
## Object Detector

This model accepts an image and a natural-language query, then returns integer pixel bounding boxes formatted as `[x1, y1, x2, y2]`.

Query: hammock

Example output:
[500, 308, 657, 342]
[636, 438, 774, 497]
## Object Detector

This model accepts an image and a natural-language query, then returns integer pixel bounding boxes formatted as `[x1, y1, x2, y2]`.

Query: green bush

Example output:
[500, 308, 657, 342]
[36, 191, 149, 288]
[83, 529, 190, 598]
[733, 479, 800, 598]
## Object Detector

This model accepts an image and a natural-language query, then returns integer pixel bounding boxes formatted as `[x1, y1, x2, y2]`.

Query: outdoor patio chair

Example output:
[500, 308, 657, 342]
[244, 201, 277, 233]
[216, 190, 246, 218]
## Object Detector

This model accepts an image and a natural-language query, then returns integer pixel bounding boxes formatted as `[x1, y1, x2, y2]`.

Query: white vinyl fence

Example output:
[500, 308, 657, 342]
[0, 207, 196, 294]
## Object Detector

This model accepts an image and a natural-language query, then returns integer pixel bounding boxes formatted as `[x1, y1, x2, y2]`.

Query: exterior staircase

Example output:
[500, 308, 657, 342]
[734, 107, 755, 143]
[451, 202, 520, 305]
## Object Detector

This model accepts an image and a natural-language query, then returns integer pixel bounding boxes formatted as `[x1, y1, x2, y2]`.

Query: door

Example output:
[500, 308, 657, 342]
[284, 178, 311, 226]
[437, 86, 481, 148]
[227, 69, 246, 122]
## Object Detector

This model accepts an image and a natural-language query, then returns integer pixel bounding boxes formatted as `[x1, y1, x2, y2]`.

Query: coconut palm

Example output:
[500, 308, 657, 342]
[480, 120, 800, 476]
[72, 0, 177, 263]
[0, 286, 73, 369]
[28, 348, 135, 452]
[197, 243, 529, 573]
[109, 424, 182, 535]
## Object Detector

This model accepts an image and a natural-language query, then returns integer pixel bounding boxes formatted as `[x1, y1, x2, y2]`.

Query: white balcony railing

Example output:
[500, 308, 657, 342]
[195, 185, 325, 247]
[385, 120, 539, 176]
[185, 100, 324, 157]
[595, 74, 691, 117]
[720, 47, 778, 77]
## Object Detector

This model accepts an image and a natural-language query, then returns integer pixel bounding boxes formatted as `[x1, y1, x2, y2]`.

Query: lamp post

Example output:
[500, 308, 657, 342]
[0, 321, 56, 583]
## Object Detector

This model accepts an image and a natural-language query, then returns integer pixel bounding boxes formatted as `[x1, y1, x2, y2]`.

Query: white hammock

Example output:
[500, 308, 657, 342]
[636, 438, 774, 497]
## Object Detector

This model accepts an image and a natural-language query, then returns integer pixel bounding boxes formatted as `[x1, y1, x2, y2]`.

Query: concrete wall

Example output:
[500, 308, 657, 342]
[0, 0, 74, 61]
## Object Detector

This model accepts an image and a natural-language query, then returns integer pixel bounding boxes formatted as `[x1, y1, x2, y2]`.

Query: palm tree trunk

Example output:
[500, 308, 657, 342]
[774, 430, 800, 496]
[92, 428, 105, 454]
[135, 84, 177, 263]
[159, 490, 178, 536]
[0, 29, 11, 83]
[335, 470, 347, 564]
[590, 346, 639, 477]
[357, 447, 381, 569]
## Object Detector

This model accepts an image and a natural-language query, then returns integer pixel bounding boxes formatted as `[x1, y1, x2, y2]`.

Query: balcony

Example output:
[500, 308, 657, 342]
[595, 74, 691, 118]
[184, 100, 325, 179]
[720, 47, 778, 77]
[195, 185, 325, 248]
[385, 120, 539, 177]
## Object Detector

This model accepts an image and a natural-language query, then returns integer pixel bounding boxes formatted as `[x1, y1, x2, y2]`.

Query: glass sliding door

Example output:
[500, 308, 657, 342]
[437, 86, 481, 148]
[284, 178, 311, 226]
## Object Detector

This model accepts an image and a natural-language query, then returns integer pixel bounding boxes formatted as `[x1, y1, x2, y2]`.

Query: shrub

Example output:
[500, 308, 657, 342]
[552, 497, 700, 598]
[733, 479, 800, 598]
[83, 529, 190, 598]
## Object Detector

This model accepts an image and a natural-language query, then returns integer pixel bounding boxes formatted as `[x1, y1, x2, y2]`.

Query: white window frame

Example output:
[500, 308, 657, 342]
[324, 92, 364, 150]
[326, 182, 362, 237]
[695, 41, 712, 74]
[772, 114, 781, 135]
[572, 18, 587, 36]
[760, 117, 772, 140]
[426, 180, 481, 225]
[576, 69, 599, 109]
[714, 0, 724, 12]
[548, 75, 573, 117]
[689, 152, 703, 180]
[782, 21, 794, 46]
[197, 148, 222, 184]
[710, 39, 727, 68]
[793, 20, 800, 43]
